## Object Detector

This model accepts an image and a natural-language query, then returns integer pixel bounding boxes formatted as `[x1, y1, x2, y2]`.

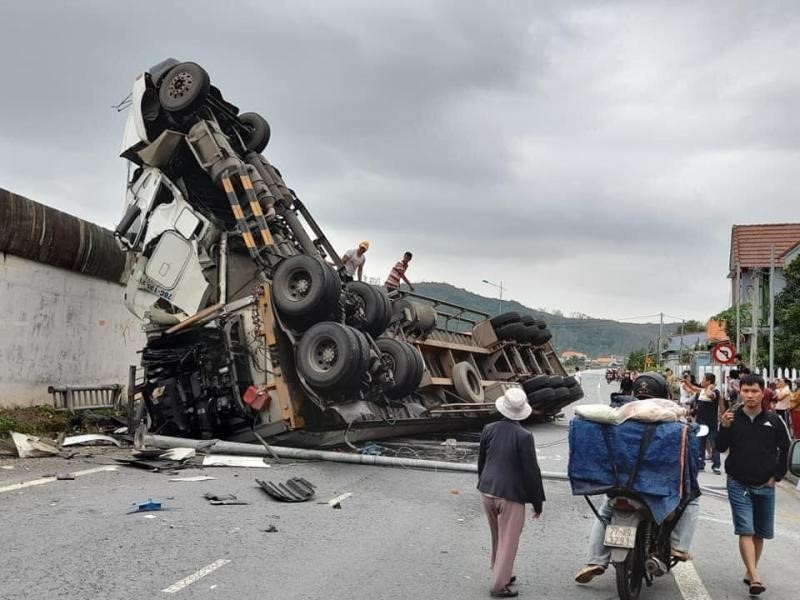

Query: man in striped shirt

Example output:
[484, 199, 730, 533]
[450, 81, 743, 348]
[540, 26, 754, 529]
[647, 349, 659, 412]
[385, 251, 415, 291]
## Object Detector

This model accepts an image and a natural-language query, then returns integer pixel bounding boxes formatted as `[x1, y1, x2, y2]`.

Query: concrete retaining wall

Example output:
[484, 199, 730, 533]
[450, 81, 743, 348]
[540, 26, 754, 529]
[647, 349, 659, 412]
[0, 253, 144, 408]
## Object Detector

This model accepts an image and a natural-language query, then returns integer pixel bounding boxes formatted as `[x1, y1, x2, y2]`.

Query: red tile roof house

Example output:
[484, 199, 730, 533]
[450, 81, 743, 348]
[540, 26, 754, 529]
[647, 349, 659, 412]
[728, 224, 800, 349]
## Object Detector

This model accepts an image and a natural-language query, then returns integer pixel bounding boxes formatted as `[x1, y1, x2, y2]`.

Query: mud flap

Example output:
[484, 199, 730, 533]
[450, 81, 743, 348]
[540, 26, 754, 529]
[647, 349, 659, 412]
[611, 547, 630, 563]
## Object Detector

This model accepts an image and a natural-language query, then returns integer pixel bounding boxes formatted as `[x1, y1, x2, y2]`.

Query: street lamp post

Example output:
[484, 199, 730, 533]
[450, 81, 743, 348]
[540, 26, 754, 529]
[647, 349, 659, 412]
[482, 279, 505, 314]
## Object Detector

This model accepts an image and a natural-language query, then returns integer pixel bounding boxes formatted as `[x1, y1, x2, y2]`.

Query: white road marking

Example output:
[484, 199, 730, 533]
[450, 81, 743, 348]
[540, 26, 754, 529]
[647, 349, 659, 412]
[162, 559, 231, 594]
[672, 561, 713, 600]
[0, 465, 117, 494]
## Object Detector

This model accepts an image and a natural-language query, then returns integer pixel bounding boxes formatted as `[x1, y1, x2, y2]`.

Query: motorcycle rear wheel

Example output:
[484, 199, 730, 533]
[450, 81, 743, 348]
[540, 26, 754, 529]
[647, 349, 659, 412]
[613, 524, 646, 600]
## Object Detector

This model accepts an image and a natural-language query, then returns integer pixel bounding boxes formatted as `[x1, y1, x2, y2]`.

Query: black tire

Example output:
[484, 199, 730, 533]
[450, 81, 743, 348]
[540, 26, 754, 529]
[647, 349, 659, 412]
[347, 282, 392, 338]
[296, 322, 361, 390]
[496, 322, 527, 342]
[527, 387, 556, 408]
[452, 361, 484, 403]
[382, 338, 424, 398]
[522, 375, 551, 393]
[552, 386, 570, 405]
[158, 62, 211, 113]
[239, 112, 271, 153]
[534, 319, 547, 330]
[524, 324, 547, 345]
[563, 376, 578, 387]
[538, 328, 553, 344]
[347, 326, 372, 390]
[549, 376, 565, 388]
[568, 386, 584, 401]
[614, 523, 646, 600]
[490, 312, 520, 329]
[273, 256, 341, 321]
[519, 315, 536, 325]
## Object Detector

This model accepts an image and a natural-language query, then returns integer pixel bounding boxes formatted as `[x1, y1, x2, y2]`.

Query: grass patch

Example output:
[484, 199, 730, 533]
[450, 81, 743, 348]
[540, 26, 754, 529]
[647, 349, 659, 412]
[0, 406, 121, 437]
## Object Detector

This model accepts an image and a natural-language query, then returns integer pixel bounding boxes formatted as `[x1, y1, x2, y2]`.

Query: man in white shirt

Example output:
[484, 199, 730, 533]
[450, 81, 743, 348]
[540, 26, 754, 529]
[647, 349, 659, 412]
[341, 240, 369, 281]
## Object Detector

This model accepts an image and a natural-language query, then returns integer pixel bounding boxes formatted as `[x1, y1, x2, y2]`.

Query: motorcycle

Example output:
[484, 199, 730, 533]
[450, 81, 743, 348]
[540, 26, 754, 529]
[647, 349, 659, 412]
[599, 423, 707, 600]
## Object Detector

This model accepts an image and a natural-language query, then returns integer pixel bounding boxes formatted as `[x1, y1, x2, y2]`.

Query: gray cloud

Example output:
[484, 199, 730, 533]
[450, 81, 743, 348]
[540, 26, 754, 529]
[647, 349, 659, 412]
[2, 0, 798, 321]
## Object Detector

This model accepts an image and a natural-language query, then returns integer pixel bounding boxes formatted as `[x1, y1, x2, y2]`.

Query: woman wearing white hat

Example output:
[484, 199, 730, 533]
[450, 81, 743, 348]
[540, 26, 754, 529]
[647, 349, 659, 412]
[477, 387, 546, 598]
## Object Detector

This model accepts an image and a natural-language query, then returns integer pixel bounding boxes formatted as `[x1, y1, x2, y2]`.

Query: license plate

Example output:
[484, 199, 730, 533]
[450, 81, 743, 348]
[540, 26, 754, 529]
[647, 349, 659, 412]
[605, 524, 637, 548]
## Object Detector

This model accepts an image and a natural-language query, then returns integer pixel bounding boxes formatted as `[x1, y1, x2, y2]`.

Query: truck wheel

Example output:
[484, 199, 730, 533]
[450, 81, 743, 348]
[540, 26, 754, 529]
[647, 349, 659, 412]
[347, 282, 392, 338]
[452, 361, 484, 403]
[549, 375, 565, 388]
[563, 376, 578, 387]
[296, 322, 361, 389]
[538, 328, 553, 343]
[239, 112, 271, 153]
[490, 311, 520, 329]
[158, 62, 211, 113]
[273, 255, 341, 321]
[377, 338, 419, 398]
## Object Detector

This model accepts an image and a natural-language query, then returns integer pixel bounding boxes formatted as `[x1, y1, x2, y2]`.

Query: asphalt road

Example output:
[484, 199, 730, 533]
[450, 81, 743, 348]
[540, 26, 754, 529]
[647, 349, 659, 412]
[1, 369, 798, 600]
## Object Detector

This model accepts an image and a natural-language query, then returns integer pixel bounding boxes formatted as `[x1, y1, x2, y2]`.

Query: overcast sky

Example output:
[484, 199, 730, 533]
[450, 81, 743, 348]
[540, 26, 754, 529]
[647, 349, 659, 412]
[2, 0, 798, 323]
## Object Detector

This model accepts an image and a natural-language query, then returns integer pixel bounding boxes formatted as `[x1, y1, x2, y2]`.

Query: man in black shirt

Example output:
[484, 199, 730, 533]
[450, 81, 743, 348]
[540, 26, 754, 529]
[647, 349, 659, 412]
[717, 373, 791, 596]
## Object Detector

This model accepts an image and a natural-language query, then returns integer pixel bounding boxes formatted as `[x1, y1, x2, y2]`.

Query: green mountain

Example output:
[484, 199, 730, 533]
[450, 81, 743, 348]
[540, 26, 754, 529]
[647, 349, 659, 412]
[413, 282, 673, 358]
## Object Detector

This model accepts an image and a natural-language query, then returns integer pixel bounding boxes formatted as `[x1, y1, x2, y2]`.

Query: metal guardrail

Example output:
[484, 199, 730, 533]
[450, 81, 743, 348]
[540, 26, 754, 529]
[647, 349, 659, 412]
[47, 384, 122, 411]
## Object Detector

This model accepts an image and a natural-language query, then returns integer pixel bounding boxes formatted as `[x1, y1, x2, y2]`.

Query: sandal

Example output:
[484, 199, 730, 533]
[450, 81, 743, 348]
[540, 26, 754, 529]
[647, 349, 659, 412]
[575, 564, 606, 584]
[749, 581, 765, 595]
[490, 587, 519, 598]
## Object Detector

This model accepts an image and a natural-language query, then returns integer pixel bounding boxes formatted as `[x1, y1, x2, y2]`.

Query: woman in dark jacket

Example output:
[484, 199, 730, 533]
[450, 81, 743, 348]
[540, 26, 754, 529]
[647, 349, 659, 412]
[478, 388, 546, 598]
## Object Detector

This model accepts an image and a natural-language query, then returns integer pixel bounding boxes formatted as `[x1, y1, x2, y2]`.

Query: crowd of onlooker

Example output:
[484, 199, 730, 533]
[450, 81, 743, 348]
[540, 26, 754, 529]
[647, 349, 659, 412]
[607, 360, 800, 442]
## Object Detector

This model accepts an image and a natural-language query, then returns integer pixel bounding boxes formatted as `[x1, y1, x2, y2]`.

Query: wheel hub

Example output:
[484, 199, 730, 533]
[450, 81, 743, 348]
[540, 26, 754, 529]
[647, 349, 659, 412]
[167, 72, 193, 99]
[314, 342, 337, 371]
[288, 273, 311, 300]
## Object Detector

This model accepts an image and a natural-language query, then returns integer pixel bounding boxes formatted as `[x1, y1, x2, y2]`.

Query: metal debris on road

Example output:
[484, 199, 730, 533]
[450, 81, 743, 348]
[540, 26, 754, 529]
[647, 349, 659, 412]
[204, 492, 249, 505]
[56, 474, 75, 480]
[168, 476, 216, 482]
[256, 477, 316, 502]
[159, 448, 196, 462]
[261, 525, 279, 533]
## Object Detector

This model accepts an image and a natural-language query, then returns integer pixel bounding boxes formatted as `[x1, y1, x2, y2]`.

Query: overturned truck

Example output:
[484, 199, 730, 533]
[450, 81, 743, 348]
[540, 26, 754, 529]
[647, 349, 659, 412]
[116, 59, 583, 447]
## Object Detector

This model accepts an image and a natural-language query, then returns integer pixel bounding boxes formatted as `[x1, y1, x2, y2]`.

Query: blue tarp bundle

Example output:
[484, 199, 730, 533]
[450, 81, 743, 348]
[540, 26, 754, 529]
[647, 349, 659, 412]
[568, 417, 701, 524]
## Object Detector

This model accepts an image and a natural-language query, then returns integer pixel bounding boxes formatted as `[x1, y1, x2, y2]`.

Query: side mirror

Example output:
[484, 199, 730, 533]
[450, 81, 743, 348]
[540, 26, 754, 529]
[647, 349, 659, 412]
[789, 441, 800, 478]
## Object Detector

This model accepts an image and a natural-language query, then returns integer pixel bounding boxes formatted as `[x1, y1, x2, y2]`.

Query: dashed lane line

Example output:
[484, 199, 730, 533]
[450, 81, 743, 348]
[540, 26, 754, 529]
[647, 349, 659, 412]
[672, 562, 713, 600]
[162, 559, 231, 594]
[0, 465, 118, 494]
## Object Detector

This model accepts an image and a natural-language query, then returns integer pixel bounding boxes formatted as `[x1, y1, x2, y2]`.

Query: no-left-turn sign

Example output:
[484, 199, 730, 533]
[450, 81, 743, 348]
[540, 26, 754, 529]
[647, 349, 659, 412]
[712, 342, 736, 364]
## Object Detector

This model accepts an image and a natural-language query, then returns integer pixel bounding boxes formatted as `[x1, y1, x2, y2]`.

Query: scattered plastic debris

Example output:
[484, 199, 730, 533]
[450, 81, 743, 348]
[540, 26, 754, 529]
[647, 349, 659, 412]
[202, 455, 271, 468]
[168, 476, 216, 482]
[128, 498, 163, 513]
[8, 431, 61, 458]
[325, 492, 352, 509]
[159, 448, 196, 462]
[62, 434, 122, 448]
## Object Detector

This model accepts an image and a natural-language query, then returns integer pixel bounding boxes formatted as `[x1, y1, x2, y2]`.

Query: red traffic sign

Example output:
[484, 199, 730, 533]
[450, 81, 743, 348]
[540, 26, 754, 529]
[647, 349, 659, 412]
[712, 342, 736, 364]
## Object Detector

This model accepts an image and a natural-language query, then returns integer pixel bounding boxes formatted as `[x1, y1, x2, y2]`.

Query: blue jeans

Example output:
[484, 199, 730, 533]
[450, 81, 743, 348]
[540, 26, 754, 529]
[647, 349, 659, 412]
[587, 498, 700, 566]
[726, 477, 775, 539]
[698, 425, 720, 470]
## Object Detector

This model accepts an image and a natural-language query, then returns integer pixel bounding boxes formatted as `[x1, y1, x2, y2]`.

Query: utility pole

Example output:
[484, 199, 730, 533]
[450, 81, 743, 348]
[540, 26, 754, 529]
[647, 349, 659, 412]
[735, 261, 741, 350]
[769, 247, 775, 381]
[750, 271, 760, 371]
[657, 312, 664, 369]
[482, 279, 505, 314]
